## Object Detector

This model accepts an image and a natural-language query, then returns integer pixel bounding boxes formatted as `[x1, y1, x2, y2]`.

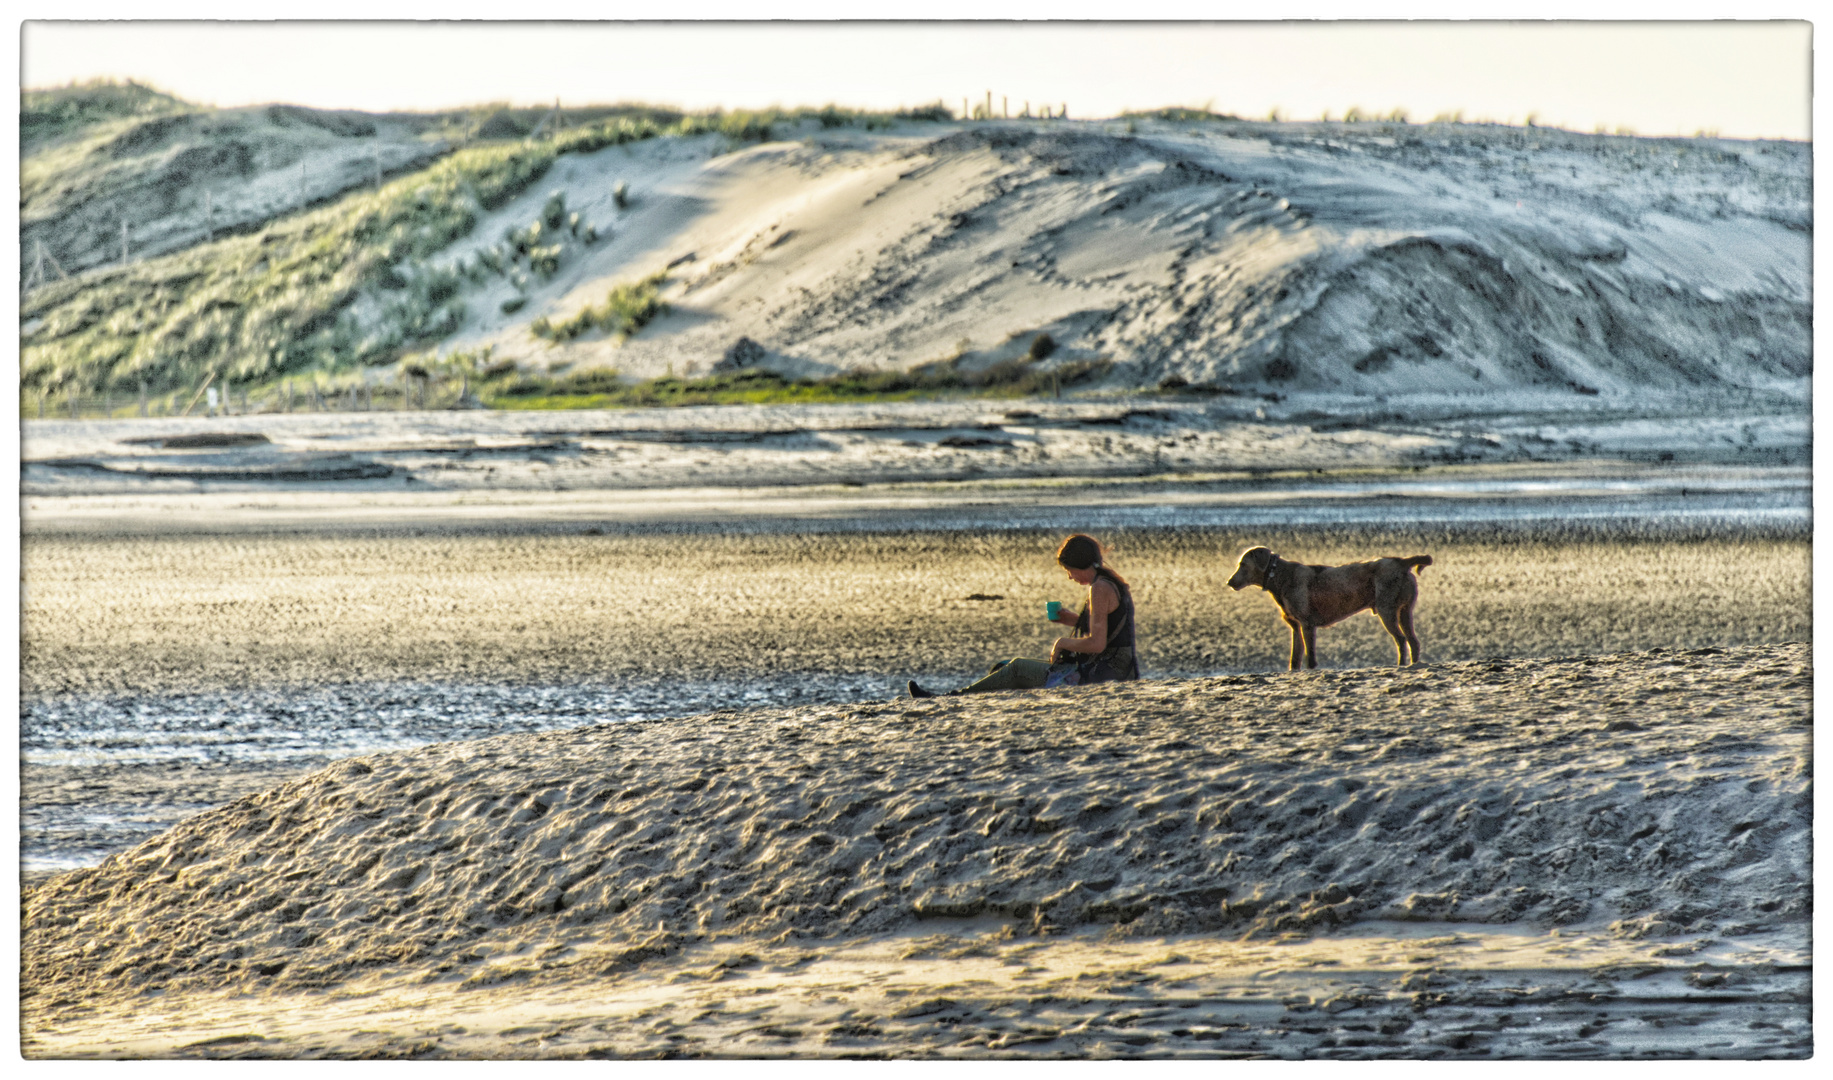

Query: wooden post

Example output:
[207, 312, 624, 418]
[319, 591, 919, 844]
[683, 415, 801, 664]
[24, 240, 68, 291]
[1003, 96, 1008, 119]
[139, 379, 148, 417]
[181, 370, 216, 417]
[985, 91, 991, 120]
[962, 97, 968, 120]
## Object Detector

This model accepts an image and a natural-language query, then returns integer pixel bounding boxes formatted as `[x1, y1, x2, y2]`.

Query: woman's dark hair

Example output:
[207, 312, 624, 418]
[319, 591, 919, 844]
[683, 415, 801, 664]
[1056, 533, 1129, 588]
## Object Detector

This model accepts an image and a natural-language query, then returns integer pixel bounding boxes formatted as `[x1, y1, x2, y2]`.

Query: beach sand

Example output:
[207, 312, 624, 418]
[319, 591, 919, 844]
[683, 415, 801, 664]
[18, 402, 1812, 1059]
[21, 521, 1809, 697]
[22, 642, 1810, 1058]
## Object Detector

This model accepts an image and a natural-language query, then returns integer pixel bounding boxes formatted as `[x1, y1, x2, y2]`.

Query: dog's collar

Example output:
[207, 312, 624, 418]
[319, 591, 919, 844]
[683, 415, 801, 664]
[1263, 552, 1281, 584]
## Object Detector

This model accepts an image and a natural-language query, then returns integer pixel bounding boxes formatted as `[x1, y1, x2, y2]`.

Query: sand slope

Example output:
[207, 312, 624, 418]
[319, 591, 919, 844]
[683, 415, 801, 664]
[451, 121, 1808, 398]
[23, 643, 1809, 1055]
[22, 103, 449, 277]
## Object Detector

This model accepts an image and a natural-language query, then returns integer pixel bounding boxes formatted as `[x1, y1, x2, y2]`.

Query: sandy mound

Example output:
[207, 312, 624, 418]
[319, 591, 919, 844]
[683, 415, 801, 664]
[23, 642, 1808, 1010]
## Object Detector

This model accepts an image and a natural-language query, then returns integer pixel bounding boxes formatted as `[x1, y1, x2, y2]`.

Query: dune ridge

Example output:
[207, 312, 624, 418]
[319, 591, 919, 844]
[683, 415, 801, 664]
[472, 123, 1808, 397]
[24, 642, 1808, 1015]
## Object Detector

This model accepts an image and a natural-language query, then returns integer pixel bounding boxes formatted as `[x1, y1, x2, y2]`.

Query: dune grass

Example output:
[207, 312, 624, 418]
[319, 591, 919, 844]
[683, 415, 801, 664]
[530, 271, 670, 342]
[20, 78, 194, 150]
[21, 132, 573, 398]
[20, 97, 952, 402]
[482, 357, 1108, 409]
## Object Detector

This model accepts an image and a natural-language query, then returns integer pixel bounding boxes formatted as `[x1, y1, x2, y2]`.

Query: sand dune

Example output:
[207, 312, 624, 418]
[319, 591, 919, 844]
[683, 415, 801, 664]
[454, 122, 1808, 398]
[21, 642, 1809, 1058]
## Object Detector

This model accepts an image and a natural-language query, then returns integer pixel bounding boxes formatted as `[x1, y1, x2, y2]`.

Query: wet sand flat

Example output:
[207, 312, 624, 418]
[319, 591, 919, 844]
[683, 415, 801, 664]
[21, 521, 1810, 696]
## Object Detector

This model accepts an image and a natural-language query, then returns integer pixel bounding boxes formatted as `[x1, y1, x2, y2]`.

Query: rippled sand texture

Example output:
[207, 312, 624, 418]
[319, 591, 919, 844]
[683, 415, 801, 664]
[21, 526, 1810, 696]
[21, 643, 1809, 1058]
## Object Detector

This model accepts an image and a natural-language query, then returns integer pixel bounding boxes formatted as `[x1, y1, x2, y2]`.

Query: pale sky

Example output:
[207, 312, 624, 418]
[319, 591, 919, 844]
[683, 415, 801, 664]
[15, 12, 1818, 141]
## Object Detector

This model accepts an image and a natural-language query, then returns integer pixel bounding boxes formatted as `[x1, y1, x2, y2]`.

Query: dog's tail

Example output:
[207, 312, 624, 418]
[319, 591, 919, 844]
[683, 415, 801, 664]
[1402, 554, 1433, 574]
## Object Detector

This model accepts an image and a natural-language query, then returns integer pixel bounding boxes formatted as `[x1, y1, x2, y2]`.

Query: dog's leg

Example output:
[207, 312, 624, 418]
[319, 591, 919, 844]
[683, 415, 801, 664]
[1285, 617, 1304, 671]
[1377, 606, 1409, 666]
[1398, 600, 1421, 664]
[1301, 622, 1319, 669]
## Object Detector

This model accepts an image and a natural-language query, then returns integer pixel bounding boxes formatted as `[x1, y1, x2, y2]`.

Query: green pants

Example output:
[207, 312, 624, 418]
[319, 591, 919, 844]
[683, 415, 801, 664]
[958, 657, 1053, 694]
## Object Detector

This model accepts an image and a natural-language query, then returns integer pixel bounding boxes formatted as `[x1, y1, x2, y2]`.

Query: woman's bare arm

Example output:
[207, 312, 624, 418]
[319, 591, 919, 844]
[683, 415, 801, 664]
[1052, 579, 1117, 660]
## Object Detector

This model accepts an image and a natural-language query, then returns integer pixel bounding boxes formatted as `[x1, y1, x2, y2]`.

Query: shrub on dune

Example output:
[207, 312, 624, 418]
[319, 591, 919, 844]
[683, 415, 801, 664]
[530, 271, 670, 342]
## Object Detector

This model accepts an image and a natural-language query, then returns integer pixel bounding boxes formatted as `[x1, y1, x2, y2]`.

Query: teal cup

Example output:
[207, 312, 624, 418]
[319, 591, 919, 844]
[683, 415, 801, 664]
[1046, 600, 1063, 621]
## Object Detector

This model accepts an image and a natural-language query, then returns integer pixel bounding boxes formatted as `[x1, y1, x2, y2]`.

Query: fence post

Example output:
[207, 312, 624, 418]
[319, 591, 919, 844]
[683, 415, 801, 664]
[139, 379, 148, 417]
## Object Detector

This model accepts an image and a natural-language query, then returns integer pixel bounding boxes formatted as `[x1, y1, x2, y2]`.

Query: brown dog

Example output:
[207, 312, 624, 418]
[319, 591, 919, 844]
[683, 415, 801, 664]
[1228, 546, 1432, 670]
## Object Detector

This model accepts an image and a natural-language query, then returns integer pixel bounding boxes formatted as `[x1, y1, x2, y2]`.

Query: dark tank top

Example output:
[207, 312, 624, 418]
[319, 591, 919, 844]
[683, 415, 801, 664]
[1073, 569, 1137, 680]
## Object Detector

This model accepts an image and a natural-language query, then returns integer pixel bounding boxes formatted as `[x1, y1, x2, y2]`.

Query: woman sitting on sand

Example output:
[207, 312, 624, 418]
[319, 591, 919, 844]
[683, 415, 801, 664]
[908, 534, 1138, 697]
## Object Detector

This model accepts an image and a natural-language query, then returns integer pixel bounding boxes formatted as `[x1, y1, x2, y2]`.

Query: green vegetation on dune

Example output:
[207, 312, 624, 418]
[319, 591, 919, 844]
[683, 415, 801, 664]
[20, 97, 954, 402]
[480, 356, 1108, 409]
[1119, 106, 1245, 123]
[530, 271, 670, 342]
[22, 132, 576, 397]
[21, 78, 195, 149]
